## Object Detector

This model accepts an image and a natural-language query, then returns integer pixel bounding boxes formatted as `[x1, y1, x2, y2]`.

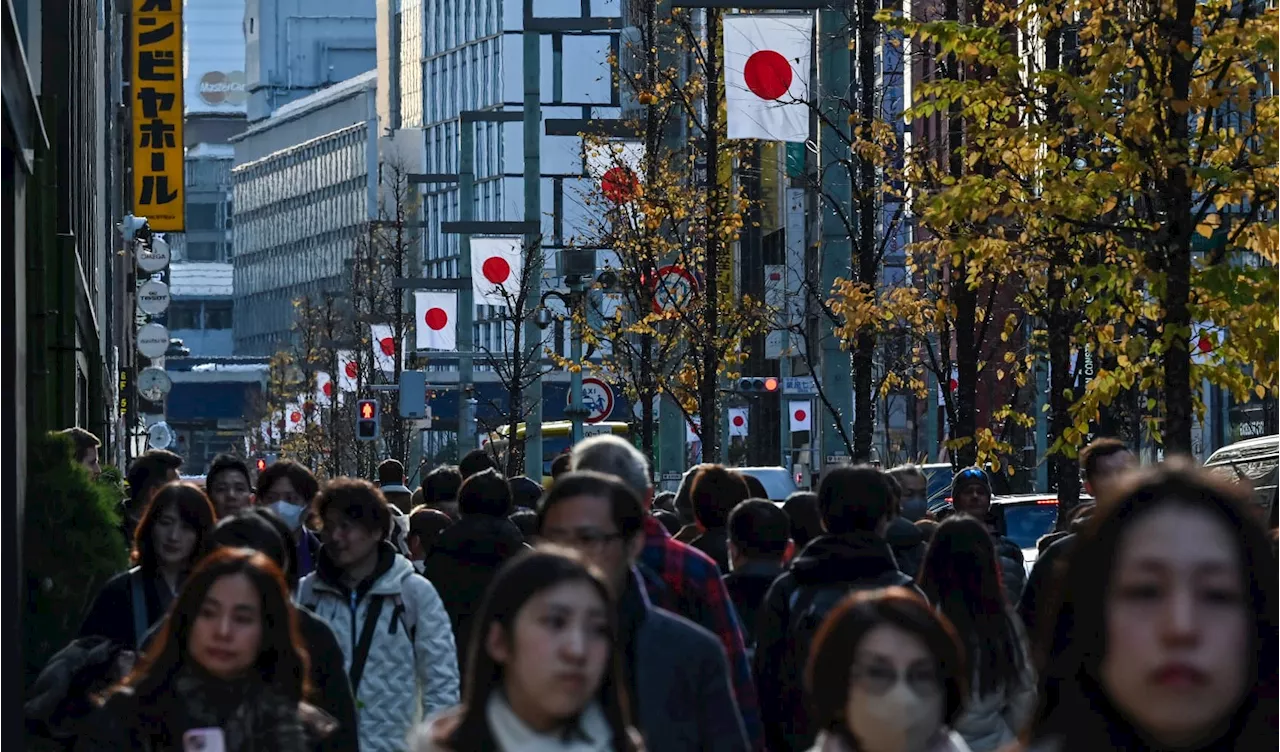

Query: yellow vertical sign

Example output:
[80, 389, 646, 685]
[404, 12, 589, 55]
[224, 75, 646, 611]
[131, 0, 184, 231]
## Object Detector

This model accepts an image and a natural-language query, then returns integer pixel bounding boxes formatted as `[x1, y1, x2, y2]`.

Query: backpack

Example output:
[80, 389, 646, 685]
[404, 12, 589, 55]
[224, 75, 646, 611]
[297, 578, 419, 694]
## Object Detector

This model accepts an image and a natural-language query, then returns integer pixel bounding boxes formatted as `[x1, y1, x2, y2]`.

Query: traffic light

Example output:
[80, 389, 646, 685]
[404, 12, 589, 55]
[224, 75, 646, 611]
[255, 458, 267, 473]
[356, 399, 381, 441]
[737, 376, 780, 393]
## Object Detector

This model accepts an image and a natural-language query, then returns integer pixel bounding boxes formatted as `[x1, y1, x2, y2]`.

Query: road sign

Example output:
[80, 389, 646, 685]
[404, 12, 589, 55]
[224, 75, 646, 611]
[578, 377, 615, 423]
[137, 279, 171, 315]
[632, 395, 659, 420]
[137, 322, 170, 358]
[148, 421, 174, 450]
[652, 265, 698, 313]
[783, 376, 818, 394]
[138, 367, 172, 401]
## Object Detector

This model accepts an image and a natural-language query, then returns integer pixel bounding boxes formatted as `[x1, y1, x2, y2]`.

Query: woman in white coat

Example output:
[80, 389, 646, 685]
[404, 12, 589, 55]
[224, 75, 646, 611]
[297, 478, 459, 752]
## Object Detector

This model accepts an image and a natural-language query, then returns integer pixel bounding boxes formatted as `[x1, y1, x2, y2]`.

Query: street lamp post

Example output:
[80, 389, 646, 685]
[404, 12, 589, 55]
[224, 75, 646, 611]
[538, 276, 589, 445]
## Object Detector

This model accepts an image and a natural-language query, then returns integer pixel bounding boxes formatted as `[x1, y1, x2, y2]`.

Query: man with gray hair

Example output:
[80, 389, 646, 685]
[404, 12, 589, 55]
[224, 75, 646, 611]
[570, 435, 765, 751]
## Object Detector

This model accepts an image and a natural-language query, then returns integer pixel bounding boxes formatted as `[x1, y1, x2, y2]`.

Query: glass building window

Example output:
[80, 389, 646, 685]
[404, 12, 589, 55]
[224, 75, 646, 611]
[187, 242, 221, 261]
[205, 301, 233, 329]
[169, 302, 201, 329]
[187, 202, 220, 232]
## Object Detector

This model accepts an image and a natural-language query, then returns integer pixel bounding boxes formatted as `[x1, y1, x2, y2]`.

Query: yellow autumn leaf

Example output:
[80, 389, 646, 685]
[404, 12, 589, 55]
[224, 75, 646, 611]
[1256, 385, 1267, 399]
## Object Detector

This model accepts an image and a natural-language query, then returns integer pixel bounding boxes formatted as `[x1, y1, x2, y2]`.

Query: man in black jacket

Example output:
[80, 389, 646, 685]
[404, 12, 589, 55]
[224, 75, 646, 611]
[422, 468, 528, 672]
[689, 465, 751, 574]
[951, 465, 1027, 604]
[723, 499, 790, 649]
[754, 464, 917, 752]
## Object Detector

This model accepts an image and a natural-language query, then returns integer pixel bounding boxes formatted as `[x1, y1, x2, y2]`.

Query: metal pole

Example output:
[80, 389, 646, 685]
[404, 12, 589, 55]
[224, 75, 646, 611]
[819, 8, 855, 468]
[569, 282, 585, 445]
[522, 27, 544, 479]
[458, 125, 477, 457]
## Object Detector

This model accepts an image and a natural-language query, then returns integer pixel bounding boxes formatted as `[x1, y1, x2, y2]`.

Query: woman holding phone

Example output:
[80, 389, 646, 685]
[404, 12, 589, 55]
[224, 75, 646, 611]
[76, 548, 334, 752]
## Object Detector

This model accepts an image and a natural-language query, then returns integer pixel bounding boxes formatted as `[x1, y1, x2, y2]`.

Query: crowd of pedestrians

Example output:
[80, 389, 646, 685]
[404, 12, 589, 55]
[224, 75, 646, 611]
[25, 429, 1278, 752]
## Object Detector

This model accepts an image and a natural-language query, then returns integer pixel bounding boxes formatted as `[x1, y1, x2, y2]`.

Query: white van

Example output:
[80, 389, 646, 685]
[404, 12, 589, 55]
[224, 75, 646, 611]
[1205, 434, 1278, 527]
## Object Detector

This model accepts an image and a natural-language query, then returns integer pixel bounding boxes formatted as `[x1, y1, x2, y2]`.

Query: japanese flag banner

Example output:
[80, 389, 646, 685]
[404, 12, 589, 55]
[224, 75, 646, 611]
[789, 400, 812, 432]
[416, 291, 458, 351]
[729, 407, 749, 437]
[686, 415, 702, 444]
[370, 324, 398, 373]
[471, 237, 523, 307]
[586, 141, 645, 204]
[315, 372, 333, 407]
[285, 403, 305, 435]
[338, 350, 358, 392]
[724, 14, 813, 143]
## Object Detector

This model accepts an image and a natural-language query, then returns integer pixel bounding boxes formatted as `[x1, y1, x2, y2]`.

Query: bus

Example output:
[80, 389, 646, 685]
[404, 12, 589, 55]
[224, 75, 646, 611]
[1204, 434, 1279, 527]
[486, 421, 632, 486]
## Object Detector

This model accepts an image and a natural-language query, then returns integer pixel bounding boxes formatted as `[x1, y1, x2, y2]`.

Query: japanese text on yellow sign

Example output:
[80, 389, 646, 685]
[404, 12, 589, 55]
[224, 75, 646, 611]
[132, 0, 184, 230]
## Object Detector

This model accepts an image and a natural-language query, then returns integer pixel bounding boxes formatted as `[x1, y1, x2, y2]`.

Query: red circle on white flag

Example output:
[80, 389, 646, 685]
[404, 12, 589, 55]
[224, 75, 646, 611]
[601, 166, 640, 203]
[732, 415, 745, 427]
[482, 257, 512, 285]
[290, 411, 302, 423]
[794, 408, 807, 422]
[322, 382, 333, 397]
[344, 362, 359, 379]
[744, 50, 793, 100]
[379, 337, 396, 356]
[1197, 334, 1213, 353]
[425, 307, 449, 330]
[949, 378, 959, 392]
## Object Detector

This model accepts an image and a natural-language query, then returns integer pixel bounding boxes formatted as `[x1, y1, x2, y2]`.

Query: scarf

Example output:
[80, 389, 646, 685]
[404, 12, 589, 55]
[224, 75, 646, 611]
[486, 691, 614, 752]
[159, 664, 308, 752]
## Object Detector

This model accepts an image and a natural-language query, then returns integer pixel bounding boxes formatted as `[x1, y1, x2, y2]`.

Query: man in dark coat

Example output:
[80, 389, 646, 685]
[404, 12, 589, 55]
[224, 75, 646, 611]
[689, 465, 752, 574]
[950, 466, 1027, 604]
[538, 471, 750, 752]
[422, 468, 528, 671]
[723, 500, 790, 649]
[754, 464, 919, 752]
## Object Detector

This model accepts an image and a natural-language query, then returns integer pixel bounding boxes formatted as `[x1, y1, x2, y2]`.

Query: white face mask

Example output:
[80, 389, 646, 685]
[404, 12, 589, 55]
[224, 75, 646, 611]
[847, 679, 944, 752]
[268, 500, 305, 531]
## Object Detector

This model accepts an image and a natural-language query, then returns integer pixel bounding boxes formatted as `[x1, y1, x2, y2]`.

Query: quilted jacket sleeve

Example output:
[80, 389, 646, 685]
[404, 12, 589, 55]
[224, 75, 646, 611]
[407, 575, 460, 717]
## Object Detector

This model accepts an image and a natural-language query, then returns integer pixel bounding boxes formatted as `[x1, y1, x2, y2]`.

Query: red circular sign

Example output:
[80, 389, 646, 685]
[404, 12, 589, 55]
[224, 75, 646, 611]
[652, 265, 699, 313]
[379, 337, 396, 356]
[344, 362, 359, 379]
[601, 166, 640, 203]
[322, 382, 334, 397]
[425, 307, 449, 330]
[744, 50, 793, 100]
[794, 408, 807, 422]
[290, 411, 302, 423]
[1197, 334, 1213, 354]
[576, 378, 615, 424]
[949, 378, 959, 393]
[732, 415, 745, 427]
[482, 256, 512, 284]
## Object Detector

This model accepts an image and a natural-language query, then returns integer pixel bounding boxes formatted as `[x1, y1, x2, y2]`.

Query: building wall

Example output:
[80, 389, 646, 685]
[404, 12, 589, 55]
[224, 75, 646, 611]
[244, 0, 379, 122]
[231, 74, 379, 355]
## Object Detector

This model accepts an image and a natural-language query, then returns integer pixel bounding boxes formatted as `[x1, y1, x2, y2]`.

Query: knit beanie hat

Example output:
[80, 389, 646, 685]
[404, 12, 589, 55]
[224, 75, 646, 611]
[951, 466, 991, 498]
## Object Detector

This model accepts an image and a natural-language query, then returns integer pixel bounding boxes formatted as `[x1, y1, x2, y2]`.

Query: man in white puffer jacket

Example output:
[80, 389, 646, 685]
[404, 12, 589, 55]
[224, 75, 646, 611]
[298, 478, 460, 752]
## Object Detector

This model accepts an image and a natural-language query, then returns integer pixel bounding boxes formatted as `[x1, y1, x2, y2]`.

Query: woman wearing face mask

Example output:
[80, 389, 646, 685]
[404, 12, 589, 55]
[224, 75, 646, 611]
[80, 482, 218, 653]
[1022, 458, 1278, 751]
[805, 587, 972, 752]
[917, 516, 1035, 751]
[76, 548, 335, 751]
[256, 460, 323, 578]
[412, 547, 644, 752]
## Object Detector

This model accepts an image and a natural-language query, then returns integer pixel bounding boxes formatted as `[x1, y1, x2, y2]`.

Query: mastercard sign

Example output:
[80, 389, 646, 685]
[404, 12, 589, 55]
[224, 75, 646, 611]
[198, 71, 247, 107]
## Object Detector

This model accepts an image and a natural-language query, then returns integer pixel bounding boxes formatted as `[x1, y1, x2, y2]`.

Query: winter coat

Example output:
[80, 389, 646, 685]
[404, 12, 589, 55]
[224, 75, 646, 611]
[950, 614, 1036, 752]
[722, 560, 784, 649]
[79, 568, 177, 650]
[25, 637, 129, 746]
[755, 533, 921, 752]
[885, 516, 928, 579]
[994, 535, 1027, 606]
[806, 729, 972, 752]
[618, 570, 749, 752]
[297, 542, 460, 752]
[74, 664, 334, 752]
[422, 515, 528, 672]
[1017, 533, 1075, 637]
[411, 693, 626, 752]
[691, 527, 731, 574]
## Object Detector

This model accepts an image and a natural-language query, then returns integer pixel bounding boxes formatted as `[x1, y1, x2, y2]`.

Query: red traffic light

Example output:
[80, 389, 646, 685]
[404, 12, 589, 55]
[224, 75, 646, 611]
[359, 400, 377, 420]
[763, 377, 779, 392]
[256, 458, 267, 472]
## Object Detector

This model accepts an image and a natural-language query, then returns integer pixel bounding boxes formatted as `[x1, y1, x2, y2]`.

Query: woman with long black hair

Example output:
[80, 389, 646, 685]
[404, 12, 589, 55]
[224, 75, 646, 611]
[412, 547, 643, 751]
[917, 515, 1035, 751]
[1022, 458, 1278, 751]
[76, 548, 333, 751]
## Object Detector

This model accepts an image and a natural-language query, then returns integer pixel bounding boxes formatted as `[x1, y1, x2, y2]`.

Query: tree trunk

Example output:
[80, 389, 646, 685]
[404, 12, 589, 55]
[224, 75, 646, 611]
[1160, 0, 1196, 455]
[700, 8, 723, 463]
[851, 0, 878, 462]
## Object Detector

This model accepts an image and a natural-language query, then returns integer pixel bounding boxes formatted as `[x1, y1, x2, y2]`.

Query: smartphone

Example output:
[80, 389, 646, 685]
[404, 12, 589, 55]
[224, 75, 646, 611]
[182, 728, 227, 752]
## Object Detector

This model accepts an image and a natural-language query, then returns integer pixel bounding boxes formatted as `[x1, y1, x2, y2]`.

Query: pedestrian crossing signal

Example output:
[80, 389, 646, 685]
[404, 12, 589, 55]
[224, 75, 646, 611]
[356, 399, 380, 441]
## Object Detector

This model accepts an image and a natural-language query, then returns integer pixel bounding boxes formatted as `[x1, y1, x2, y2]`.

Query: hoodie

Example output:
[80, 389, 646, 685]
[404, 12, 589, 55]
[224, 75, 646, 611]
[421, 516, 529, 672]
[754, 533, 920, 752]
